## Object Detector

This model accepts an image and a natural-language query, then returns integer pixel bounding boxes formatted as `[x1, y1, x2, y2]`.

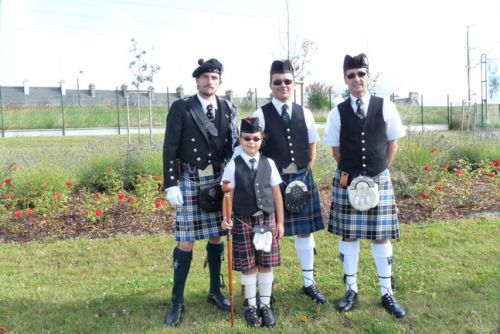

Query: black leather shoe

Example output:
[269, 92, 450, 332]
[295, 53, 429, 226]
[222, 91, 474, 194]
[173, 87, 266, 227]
[260, 305, 276, 327]
[245, 306, 260, 327]
[381, 293, 406, 318]
[336, 289, 358, 312]
[207, 291, 230, 311]
[164, 303, 183, 327]
[302, 284, 327, 304]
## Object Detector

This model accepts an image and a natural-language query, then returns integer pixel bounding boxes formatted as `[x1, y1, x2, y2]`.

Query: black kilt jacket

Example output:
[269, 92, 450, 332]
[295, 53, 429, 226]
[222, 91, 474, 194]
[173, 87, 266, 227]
[162, 95, 237, 189]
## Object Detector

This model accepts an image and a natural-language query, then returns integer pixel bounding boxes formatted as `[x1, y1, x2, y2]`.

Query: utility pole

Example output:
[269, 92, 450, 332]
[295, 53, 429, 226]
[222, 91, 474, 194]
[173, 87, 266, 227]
[466, 25, 474, 102]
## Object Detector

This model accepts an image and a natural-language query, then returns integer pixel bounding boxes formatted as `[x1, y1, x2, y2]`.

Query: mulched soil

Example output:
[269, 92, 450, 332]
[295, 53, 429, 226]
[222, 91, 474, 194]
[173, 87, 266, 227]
[1, 183, 498, 243]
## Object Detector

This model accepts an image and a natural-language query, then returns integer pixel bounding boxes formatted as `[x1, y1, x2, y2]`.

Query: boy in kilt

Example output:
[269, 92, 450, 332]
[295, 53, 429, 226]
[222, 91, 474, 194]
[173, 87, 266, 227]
[323, 53, 407, 318]
[251, 60, 326, 304]
[162, 58, 238, 326]
[221, 117, 284, 327]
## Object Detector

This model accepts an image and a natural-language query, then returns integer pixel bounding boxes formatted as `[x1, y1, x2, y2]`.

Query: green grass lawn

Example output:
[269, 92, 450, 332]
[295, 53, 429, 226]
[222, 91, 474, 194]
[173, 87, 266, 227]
[1, 218, 498, 333]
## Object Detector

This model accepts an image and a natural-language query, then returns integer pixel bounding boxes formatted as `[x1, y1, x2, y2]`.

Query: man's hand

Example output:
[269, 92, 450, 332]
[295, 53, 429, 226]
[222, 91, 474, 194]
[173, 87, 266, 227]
[165, 186, 183, 206]
[277, 223, 285, 241]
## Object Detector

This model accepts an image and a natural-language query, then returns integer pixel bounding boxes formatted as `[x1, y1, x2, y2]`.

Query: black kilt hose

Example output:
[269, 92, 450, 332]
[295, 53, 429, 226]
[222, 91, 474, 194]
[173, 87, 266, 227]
[232, 213, 281, 273]
[174, 167, 226, 242]
[281, 168, 325, 236]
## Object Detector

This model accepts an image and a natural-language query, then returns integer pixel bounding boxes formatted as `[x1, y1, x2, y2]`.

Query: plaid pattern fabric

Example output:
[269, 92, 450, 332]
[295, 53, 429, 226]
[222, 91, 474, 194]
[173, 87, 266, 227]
[232, 213, 281, 272]
[281, 169, 325, 236]
[174, 168, 226, 241]
[328, 169, 400, 240]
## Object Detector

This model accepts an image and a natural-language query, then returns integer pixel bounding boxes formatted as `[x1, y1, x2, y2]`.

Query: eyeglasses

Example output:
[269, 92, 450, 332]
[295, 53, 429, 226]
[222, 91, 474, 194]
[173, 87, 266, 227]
[241, 136, 261, 142]
[272, 79, 293, 86]
[345, 71, 368, 79]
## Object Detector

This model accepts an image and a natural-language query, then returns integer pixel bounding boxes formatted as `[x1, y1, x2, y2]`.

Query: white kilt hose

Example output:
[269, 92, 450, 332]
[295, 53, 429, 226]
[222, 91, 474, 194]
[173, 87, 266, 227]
[328, 169, 400, 240]
[174, 167, 226, 242]
[232, 213, 281, 272]
[281, 168, 325, 236]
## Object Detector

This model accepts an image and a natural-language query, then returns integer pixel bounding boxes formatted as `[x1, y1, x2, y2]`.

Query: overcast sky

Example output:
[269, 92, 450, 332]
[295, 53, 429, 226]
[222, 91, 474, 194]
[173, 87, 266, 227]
[1, 0, 499, 105]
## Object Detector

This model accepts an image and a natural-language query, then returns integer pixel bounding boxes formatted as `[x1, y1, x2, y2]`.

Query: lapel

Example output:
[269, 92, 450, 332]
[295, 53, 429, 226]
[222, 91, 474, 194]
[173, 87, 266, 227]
[188, 95, 217, 143]
[216, 96, 230, 140]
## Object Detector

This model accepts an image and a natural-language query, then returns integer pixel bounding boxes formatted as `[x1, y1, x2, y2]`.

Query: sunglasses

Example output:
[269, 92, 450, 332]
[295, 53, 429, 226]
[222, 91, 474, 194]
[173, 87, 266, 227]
[345, 71, 368, 79]
[241, 136, 262, 142]
[272, 79, 293, 86]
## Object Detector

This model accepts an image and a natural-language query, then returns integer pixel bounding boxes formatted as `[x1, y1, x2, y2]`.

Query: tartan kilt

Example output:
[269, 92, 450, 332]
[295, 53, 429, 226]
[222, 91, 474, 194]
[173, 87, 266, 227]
[231, 213, 281, 273]
[328, 169, 400, 240]
[281, 168, 325, 236]
[174, 168, 226, 242]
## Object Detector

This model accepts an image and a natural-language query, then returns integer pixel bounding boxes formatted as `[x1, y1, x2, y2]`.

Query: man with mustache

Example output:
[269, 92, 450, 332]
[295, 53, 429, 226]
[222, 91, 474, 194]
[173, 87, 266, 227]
[162, 58, 238, 326]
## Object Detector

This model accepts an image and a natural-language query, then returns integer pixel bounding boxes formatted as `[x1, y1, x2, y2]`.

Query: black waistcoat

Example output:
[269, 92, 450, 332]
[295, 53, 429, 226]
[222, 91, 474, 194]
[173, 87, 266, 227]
[233, 155, 274, 216]
[261, 102, 310, 170]
[338, 96, 388, 177]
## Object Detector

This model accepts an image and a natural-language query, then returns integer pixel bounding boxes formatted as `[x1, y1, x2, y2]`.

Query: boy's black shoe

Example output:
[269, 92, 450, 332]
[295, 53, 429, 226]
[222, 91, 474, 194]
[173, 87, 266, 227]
[245, 306, 260, 327]
[302, 284, 327, 304]
[260, 305, 276, 327]
[336, 289, 358, 312]
[164, 303, 183, 327]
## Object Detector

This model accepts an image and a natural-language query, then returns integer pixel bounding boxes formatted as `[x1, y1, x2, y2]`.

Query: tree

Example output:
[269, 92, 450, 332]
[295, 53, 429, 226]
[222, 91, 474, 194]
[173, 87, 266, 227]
[128, 38, 160, 141]
[281, 0, 316, 82]
[305, 82, 337, 111]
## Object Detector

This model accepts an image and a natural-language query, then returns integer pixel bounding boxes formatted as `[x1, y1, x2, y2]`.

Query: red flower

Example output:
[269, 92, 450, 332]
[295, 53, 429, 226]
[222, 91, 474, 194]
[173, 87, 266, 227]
[486, 172, 496, 177]
[493, 159, 500, 166]
[155, 200, 163, 208]
[14, 211, 22, 218]
[65, 181, 73, 187]
[454, 169, 464, 175]
[154, 175, 162, 181]
[118, 193, 126, 200]
[436, 185, 443, 191]
[442, 164, 449, 169]
[53, 193, 61, 200]
[95, 209, 102, 217]
[6, 194, 12, 199]
[421, 193, 429, 199]
[423, 165, 431, 171]
[27, 208, 34, 216]
[127, 197, 135, 203]
[95, 192, 101, 199]
[21, 195, 27, 200]
[107, 166, 114, 173]
[5, 179, 11, 184]
[431, 147, 438, 153]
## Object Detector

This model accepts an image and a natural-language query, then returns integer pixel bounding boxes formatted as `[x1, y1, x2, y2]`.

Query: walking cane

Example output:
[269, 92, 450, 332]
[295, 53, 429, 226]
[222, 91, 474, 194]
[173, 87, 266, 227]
[222, 180, 235, 327]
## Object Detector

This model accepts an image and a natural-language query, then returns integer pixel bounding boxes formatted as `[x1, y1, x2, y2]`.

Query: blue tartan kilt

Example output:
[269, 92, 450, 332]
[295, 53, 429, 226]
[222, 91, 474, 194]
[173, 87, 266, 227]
[281, 168, 324, 236]
[174, 168, 226, 242]
[328, 169, 400, 240]
[232, 213, 281, 273]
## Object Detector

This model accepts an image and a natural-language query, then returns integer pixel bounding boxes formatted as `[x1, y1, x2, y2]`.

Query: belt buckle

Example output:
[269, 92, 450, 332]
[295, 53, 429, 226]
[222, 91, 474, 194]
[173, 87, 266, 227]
[282, 162, 298, 174]
[197, 165, 214, 177]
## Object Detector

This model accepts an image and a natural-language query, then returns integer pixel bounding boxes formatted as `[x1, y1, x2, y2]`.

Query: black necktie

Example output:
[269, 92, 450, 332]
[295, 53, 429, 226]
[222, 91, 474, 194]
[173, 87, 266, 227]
[207, 104, 214, 122]
[281, 104, 290, 125]
[249, 158, 257, 174]
[356, 99, 365, 119]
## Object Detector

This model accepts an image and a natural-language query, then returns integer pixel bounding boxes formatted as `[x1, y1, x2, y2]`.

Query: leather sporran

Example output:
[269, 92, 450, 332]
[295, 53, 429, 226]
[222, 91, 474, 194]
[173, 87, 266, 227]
[197, 185, 223, 212]
[284, 180, 309, 213]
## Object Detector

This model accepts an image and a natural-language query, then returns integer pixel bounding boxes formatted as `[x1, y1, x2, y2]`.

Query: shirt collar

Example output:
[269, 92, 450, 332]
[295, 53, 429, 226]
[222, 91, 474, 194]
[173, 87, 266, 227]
[241, 151, 260, 165]
[197, 93, 217, 113]
[272, 98, 291, 114]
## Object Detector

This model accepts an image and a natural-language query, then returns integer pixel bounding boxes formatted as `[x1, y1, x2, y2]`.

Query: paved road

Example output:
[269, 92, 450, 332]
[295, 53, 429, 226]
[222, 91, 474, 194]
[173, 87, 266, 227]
[0, 124, 452, 138]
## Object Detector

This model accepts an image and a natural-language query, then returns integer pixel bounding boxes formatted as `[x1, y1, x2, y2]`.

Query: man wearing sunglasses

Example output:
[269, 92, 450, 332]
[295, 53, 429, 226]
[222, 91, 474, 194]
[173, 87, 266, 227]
[252, 59, 326, 304]
[162, 58, 238, 326]
[323, 53, 406, 318]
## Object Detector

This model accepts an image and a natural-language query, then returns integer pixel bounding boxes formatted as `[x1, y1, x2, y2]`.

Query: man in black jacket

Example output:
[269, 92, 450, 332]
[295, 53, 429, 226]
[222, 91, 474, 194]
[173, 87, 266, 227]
[162, 58, 238, 326]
